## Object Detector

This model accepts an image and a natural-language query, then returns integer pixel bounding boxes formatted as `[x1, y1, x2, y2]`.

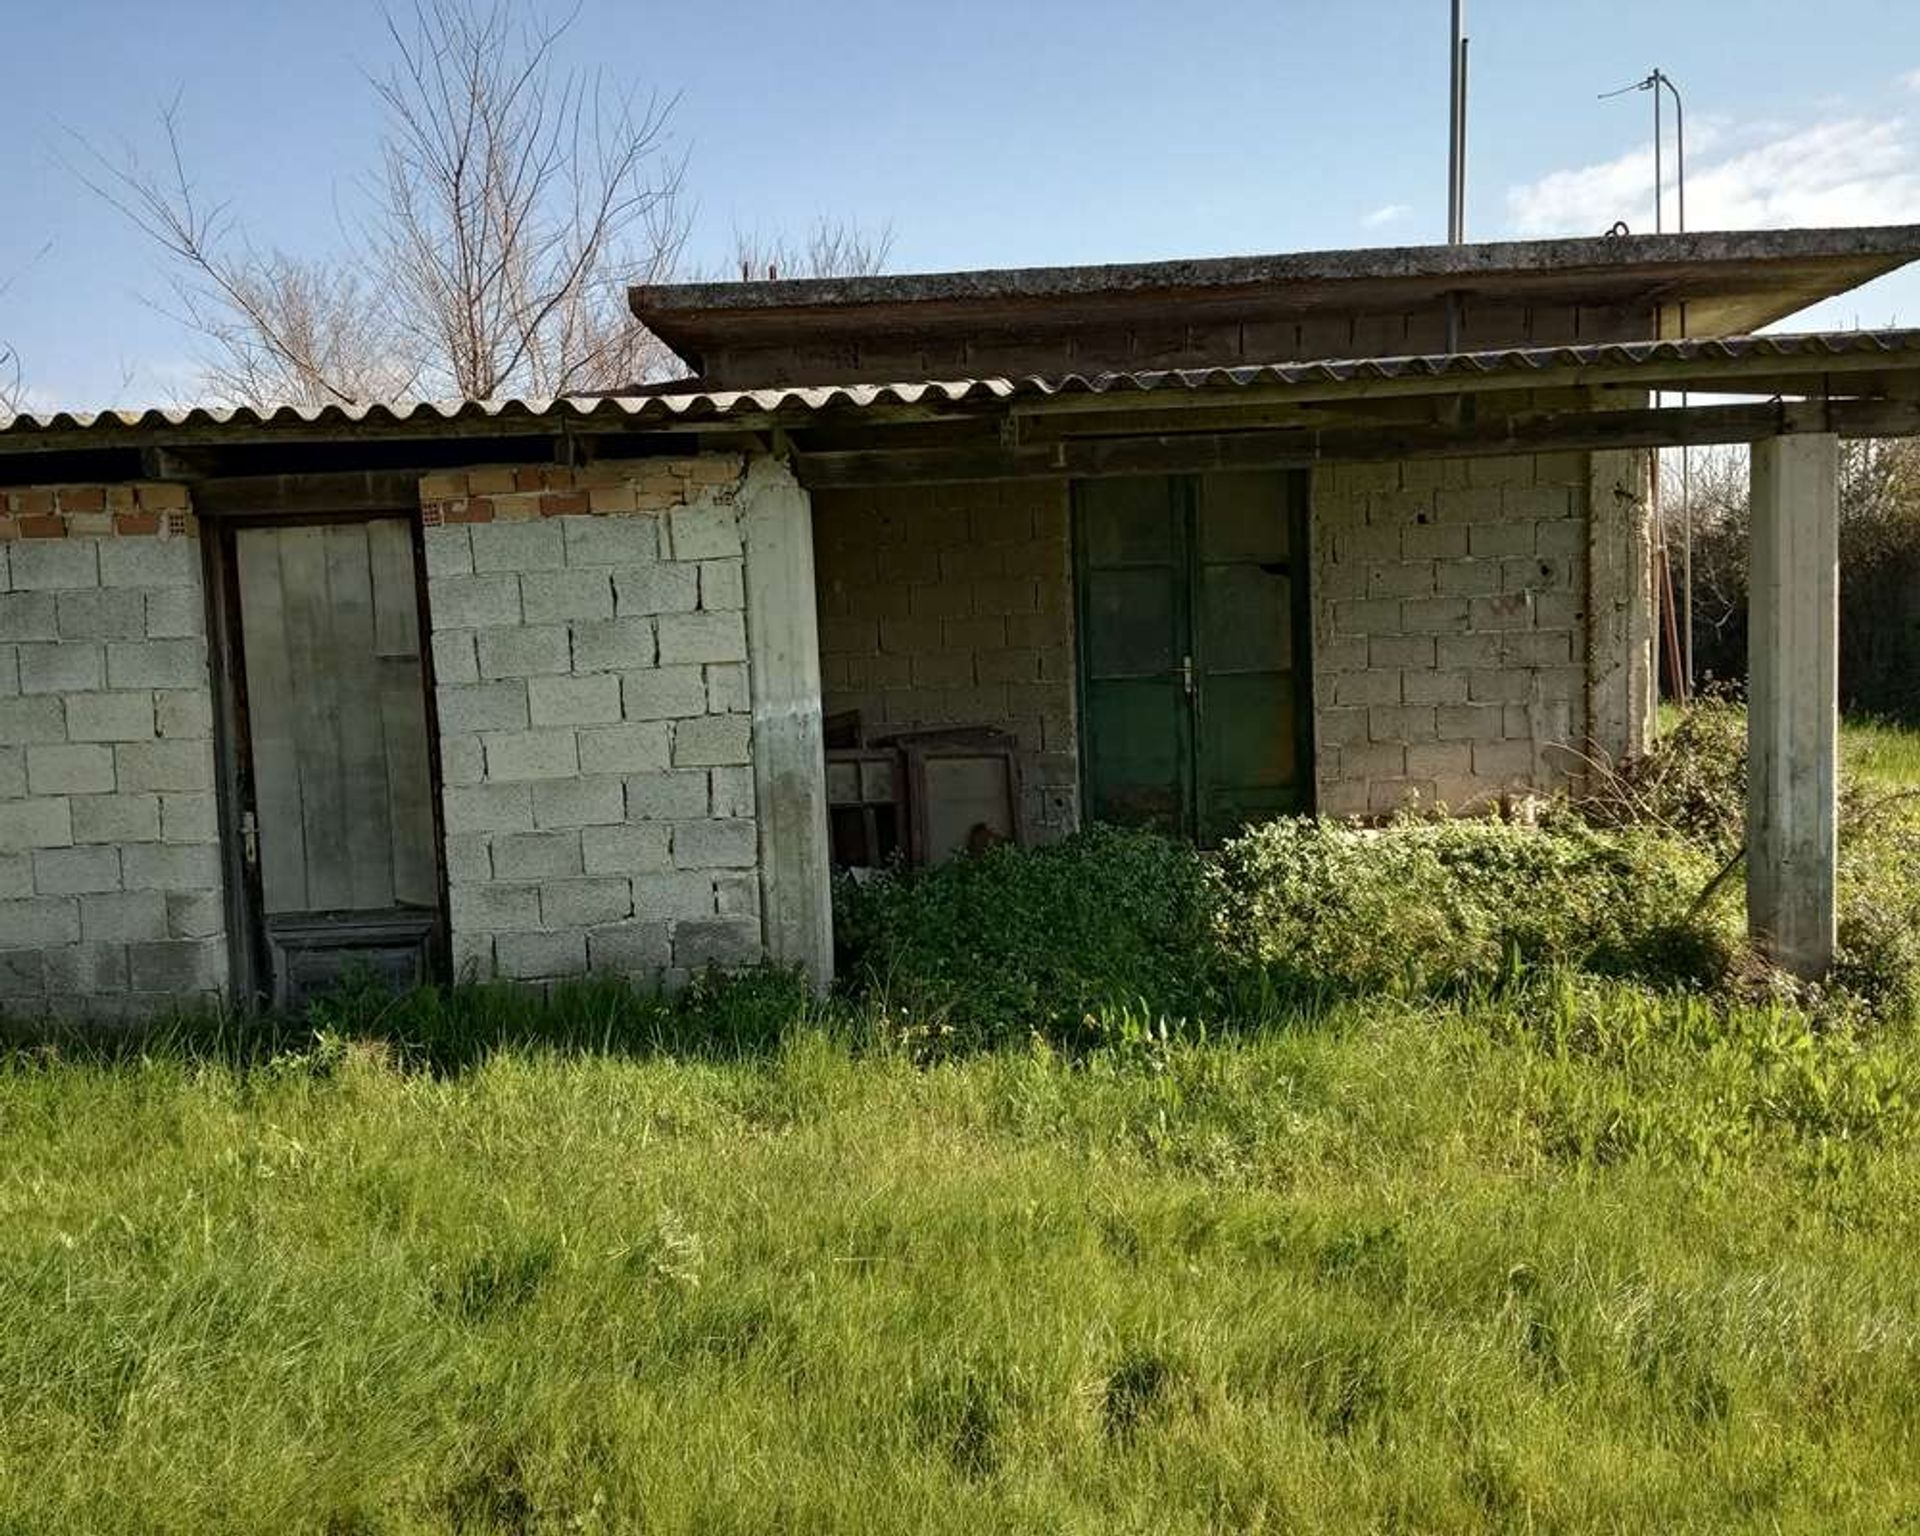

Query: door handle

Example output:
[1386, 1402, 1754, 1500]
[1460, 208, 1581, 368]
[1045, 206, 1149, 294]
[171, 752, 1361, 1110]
[1180, 654, 1195, 699]
[240, 809, 259, 870]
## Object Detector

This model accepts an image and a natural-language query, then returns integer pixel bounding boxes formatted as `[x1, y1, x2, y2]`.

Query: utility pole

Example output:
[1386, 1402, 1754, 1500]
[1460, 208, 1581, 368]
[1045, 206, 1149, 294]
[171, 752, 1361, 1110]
[1447, 0, 1468, 243]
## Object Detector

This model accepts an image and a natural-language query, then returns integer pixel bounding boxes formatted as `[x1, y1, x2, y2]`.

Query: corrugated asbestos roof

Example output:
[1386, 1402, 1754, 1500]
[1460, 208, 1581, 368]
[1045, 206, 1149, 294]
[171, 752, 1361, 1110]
[6, 328, 1920, 444]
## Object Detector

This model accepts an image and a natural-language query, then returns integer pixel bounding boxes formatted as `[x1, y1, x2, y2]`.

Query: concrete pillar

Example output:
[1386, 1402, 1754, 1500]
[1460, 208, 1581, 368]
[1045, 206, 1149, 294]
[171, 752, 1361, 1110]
[1747, 433, 1839, 978]
[1585, 446, 1656, 766]
[739, 455, 834, 989]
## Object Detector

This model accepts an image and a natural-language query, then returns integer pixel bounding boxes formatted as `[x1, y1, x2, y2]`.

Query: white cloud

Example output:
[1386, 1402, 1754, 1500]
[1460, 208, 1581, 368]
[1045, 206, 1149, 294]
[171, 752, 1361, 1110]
[1506, 114, 1920, 237]
[1361, 203, 1410, 230]
[1903, 68, 1920, 94]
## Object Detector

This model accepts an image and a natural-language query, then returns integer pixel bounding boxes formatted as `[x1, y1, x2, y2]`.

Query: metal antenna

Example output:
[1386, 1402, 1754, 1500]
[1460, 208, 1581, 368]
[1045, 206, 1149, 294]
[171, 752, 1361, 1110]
[1602, 69, 1693, 695]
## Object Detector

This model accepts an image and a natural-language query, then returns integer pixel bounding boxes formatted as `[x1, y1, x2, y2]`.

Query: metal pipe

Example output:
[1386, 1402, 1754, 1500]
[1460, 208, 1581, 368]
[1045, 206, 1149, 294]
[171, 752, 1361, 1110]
[1447, 0, 1464, 243]
[1458, 35, 1470, 241]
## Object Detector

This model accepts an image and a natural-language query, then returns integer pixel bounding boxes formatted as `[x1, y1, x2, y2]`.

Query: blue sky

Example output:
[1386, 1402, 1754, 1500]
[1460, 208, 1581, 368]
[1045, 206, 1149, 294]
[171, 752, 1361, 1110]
[5, 0, 1920, 407]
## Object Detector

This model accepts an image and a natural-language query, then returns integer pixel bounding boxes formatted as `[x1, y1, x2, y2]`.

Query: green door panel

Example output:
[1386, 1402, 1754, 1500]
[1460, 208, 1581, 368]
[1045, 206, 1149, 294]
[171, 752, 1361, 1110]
[1076, 470, 1311, 842]
[1075, 477, 1191, 832]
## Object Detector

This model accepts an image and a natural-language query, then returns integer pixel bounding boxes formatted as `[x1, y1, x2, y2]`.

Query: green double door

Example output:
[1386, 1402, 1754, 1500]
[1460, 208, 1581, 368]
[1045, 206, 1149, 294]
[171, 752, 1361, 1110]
[1074, 470, 1311, 843]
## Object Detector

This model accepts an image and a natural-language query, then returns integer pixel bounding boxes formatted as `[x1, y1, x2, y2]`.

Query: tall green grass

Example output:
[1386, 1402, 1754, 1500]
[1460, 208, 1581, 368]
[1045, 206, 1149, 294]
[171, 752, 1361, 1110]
[2, 976, 1918, 1532]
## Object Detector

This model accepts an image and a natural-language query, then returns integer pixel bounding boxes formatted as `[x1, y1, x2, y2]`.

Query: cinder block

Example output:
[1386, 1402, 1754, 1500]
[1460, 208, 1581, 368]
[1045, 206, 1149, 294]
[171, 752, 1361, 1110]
[490, 831, 583, 879]
[577, 722, 670, 775]
[527, 674, 622, 728]
[0, 853, 30, 898]
[33, 844, 121, 895]
[439, 733, 485, 786]
[57, 589, 147, 641]
[421, 525, 473, 578]
[1401, 670, 1472, 706]
[563, 515, 659, 567]
[1468, 523, 1536, 559]
[570, 617, 655, 673]
[165, 890, 225, 939]
[0, 896, 81, 947]
[587, 920, 671, 973]
[156, 690, 212, 740]
[71, 792, 159, 846]
[18, 644, 103, 695]
[0, 594, 58, 642]
[673, 916, 761, 970]
[127, 938, 224, 993]
[708, 766, 755, 819]
[429, 573, 520, 629]
[99, 539, 195, 590]
[0, 945, 44, 997]
[667, 503, 741, 561]
[160, 792, 217, 844]
[613, 564, 699, 618]
[621, 666, 707, 721]
[27, 743, 114, 795]
[704, 663, 749, 713]
[450, 881, 541, 929]
[582, 822, 671, 875]
[632, 870, 715, 920]
[441, 782, 534, 835]
[1436, 704, 1506, 742]
[438, 681, 530, 734]
[715, 871, 760, 919]
[495, 929, 587, 980]
[530, 776, 624, 829]
[144, 588, 207, 639]
[698, 559, 744, 612]
[1473, 740, 1536, 780]
[431, 630, 480, 686]
[672, 714, 751, 768]
[0, 797, 72, 853]
[80, 890, 170, 943]
[520, 570, 613, 624]
[1330, 671, 1400, 708]
[540, 876, 632, 927]
[624, 770, 710, 821]
[482, 729, 580, 782]
[115, 741, 213, 794]
[672, 819, 757, 870]
[1341, 742, 1409, 780]
[12, 541, 100, 591]
[1368, 705, 1436, 743]
[67, 691, 155, 743]
[450, 930, 495, 981]
[107, 639, 207, 691]
[47, 941, 129, 996]
[121, 841, 220, 892]
[657, 611, 746, 666]
[470, 520, 566, 573]
[475, 626, 569, 680]
[443, 833, 493, 884]
[1402, 597, 1471, 633]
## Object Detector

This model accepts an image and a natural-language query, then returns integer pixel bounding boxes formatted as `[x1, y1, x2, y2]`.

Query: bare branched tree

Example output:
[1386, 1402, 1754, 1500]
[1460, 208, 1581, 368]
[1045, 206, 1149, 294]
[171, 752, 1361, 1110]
[730, 216, 895, 282]
[0, 245, 47, 413]
[77, 0, 697, 407]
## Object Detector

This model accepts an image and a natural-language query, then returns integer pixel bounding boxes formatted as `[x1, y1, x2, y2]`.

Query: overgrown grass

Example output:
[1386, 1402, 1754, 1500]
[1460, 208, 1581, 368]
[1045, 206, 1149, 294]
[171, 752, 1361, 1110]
[1, 719, 1916, 1530]
[3, 976, 1918, 1532]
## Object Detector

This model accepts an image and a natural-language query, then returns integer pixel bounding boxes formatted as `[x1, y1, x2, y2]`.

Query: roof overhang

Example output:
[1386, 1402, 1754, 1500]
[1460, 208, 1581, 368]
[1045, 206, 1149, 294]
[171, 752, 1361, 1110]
[631, 226, 1920, 375]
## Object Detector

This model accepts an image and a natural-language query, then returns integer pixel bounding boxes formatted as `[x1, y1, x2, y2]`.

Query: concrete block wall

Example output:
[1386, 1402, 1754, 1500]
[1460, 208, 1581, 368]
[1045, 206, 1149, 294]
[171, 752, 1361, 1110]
[419, 456, 764, 987]
[0, 485, 225, 1017]
[812, 480, 1080, 840]
[1310, 450, 1592, 816]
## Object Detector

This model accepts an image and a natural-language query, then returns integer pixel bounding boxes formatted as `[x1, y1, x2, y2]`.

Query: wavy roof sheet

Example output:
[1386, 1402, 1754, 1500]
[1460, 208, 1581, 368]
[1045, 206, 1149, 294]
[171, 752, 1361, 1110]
[6, 328, 1920, 445]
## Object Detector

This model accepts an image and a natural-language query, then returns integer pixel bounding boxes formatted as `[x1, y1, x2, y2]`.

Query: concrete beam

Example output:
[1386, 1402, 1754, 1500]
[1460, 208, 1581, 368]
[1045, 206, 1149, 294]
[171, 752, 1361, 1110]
[739, 454, 834, 989]
[1585, 446, 1656, 767]
[1747, 432, 1839, 978]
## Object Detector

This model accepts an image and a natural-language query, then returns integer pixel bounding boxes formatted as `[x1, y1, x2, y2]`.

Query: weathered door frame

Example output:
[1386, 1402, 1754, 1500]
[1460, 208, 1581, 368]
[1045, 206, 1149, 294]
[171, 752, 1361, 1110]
[198, 473, 450, 1009]
[1070, 469, 1315, 841]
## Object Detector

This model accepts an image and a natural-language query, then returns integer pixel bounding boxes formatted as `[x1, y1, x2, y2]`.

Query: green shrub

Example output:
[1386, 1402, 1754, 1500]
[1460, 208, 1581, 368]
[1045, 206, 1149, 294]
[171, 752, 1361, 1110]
[1580, 695, 1749, 855]
[1834, 802, 1920, 1023]
[1212, 816, 1731, 997]
[833, 825, 1225, 1046]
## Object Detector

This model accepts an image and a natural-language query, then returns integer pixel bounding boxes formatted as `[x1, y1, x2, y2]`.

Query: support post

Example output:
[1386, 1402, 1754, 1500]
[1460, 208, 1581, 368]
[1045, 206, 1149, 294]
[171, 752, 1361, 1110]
[1585, 446, 1656, 766]
[1746, 433, 1839, 978]
[739, 455, 834, 990]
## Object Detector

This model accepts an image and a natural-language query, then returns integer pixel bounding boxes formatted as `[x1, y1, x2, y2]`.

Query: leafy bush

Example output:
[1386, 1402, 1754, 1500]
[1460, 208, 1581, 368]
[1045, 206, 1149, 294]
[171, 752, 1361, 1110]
[833, 825, 1225, 1046]
[1834, 801, 1920, 1023]
[1212, 816, 1731, 997]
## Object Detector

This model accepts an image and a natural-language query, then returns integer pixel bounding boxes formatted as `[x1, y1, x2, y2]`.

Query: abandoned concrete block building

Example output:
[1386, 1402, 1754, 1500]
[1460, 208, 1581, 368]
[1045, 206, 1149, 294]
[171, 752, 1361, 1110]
[3, 225, 1919, 1014]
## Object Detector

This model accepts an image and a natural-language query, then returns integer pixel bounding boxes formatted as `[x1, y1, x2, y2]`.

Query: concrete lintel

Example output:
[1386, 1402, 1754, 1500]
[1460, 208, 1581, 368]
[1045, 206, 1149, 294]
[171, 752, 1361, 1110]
[739, 453, 834, 989]
[1746, 432, 1839, 978]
